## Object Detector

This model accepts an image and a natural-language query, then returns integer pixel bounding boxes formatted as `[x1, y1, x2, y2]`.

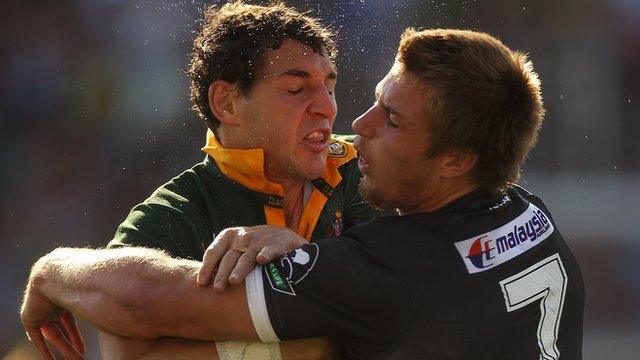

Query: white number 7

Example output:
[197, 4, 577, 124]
[499, 253, 568, 360]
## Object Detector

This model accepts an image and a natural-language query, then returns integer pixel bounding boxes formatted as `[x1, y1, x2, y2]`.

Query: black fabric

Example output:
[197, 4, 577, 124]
[260, 186, 585, 359]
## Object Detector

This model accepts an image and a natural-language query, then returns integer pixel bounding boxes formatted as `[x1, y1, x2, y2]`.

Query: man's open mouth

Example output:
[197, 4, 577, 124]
[302, 129, 330, 153]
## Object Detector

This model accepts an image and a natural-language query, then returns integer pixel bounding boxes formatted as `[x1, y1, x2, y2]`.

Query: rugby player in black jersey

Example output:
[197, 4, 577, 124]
[20, 29, 584, 359]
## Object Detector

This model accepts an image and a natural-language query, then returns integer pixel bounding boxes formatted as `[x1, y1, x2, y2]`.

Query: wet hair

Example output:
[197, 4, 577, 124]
[396, 28, 545, 193]
[187, 1, 336, 131]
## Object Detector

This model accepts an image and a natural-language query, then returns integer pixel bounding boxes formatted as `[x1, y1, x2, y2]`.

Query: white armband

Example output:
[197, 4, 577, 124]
[245, 265, 280, 342]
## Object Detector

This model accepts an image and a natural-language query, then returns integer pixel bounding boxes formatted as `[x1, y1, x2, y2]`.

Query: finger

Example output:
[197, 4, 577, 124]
[198, 232, 233, 285]
[229, 250, 259, 285]
[60, 311, 85, 355]
[213, 250, 242, 292]
[257, 244, 288, 264]
[25, 327, 55, 360]
[42, 322, 84, 360]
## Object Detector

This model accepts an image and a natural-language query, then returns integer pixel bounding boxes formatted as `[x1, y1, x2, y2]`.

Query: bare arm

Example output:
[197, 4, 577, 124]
[100, 334, 340, 360]
[21, 246, 259, 357]
[100, 332, 220, 360]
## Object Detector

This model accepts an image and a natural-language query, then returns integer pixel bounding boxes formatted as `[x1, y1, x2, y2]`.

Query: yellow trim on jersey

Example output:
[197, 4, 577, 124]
[202, 130, 284, 196]
[201, 130, 357, 240]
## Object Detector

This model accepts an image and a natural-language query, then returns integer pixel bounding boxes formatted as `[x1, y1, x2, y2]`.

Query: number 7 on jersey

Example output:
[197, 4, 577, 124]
[499, 253, 568, 360]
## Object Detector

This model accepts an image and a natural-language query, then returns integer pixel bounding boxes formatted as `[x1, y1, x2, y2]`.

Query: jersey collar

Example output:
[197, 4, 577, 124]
[201, 130, 283, 196]
[202, 129, 358, 240]
[201, 129, 356, 196]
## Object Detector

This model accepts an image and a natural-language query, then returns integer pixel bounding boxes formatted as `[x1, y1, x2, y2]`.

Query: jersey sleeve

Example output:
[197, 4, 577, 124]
[245, 224, 424, 358]
[107, 176, 210, 259]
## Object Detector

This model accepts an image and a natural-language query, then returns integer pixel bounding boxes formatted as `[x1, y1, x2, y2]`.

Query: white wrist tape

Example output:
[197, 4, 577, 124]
[216, 340, 282, 360]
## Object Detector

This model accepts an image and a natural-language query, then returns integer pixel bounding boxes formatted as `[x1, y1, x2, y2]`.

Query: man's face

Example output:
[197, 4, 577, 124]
[353, 65, 442, 213]
[235, 40, 337, 182]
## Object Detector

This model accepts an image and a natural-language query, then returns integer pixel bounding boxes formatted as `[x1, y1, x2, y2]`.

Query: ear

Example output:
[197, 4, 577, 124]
[208, 81, 241, 126]
[439, 151, 477, 178]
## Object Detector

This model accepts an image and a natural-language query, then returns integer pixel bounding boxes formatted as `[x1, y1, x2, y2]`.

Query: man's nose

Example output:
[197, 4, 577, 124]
[308, 85, 337, 120]
[352, 105, 376, 137]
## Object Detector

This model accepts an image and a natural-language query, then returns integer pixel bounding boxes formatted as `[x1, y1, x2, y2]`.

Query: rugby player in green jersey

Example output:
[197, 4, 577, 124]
[19, 2, 385, 359]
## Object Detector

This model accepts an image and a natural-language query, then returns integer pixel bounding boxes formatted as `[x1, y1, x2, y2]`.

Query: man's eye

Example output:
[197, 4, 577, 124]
[288, 88, 303, 94]
[386, 118, 399, 128]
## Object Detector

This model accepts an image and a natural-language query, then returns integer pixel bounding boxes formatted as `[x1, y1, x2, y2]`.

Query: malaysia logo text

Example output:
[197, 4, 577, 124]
[454, 203, 554, 274]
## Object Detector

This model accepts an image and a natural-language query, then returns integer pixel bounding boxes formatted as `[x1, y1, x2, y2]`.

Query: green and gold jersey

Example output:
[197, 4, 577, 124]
[107, 131, 387, 260]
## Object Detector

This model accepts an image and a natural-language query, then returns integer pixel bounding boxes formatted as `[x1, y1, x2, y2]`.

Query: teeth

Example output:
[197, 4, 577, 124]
[304, 131, 325, 142]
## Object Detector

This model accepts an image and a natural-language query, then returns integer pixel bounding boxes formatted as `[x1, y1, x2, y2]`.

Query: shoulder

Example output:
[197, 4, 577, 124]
[326, 134, 360, 181]
[507, 184, 553, 215]
[327, 134, 357, 164]
[142, 162, 209, 209]
[341, 215, 438, 267]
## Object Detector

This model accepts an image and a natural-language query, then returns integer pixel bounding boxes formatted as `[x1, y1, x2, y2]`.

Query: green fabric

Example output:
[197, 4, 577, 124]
[107, 155, 388, 260]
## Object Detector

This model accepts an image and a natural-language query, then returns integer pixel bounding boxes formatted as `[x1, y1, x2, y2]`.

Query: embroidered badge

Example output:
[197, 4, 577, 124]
[263, 243, 320, 296]
[280, 243, 319, 284]
[332, 211, 344, 236]
[265, 263, 295, 295]
[328, 141, 347, 157]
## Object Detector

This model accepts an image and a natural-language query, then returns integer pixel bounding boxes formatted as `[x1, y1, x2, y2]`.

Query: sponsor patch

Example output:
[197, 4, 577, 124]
[328, 141, 347, 157]
[264, 263, 295, 295]
[280, 243, 319, 284]
[454, 204, 555, 274]
[263, 243, 319, 295]
[262, 243, 320, 296]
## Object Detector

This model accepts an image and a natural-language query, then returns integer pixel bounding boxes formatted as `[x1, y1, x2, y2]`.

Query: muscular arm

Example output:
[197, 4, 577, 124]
[23, 246, 258, 341]
[25, 246, 338, 359]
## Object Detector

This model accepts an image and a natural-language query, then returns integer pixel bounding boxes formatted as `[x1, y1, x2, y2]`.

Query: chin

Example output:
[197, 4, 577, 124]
[295, 160, 325, 181]
[358, 177, 392, 210]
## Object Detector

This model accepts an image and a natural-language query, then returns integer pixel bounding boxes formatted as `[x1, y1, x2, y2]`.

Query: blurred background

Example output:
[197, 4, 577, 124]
[1, 0, 638, 358]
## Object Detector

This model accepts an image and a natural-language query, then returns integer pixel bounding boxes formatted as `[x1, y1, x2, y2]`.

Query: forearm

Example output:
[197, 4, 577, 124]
[31, 246, 257, 341]
[100, 331, 219, 360]
[33, 247, 195, 339]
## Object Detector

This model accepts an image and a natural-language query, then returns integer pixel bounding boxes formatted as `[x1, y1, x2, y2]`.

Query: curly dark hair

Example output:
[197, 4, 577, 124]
[187, 1, 337, 131]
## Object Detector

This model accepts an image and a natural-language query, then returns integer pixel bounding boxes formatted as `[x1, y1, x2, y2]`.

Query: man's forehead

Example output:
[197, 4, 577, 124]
[262, 40, 336, 80]
[375, 67, 402, 99]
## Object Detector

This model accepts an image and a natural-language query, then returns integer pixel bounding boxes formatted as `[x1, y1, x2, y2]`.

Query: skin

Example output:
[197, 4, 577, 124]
[19, 62, 480, 359]
[353, 64, 478, 215]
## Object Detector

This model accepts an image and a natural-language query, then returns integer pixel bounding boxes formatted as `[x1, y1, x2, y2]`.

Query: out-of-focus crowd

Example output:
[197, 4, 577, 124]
[1, 1, 639, 358]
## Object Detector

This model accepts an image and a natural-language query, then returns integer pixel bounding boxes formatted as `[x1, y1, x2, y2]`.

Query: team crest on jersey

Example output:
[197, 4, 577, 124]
[328, 141, 347, 157]
[454, 203, 555, 274]
[332, 211, 344, 236]
[264, 243, 319, 295]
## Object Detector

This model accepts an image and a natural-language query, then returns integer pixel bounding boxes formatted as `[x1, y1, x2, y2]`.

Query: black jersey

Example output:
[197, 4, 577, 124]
[245, 186, 584, 359]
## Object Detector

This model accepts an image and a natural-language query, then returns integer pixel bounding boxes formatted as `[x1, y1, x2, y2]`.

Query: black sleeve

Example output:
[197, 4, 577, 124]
[245, 219, 433, 358]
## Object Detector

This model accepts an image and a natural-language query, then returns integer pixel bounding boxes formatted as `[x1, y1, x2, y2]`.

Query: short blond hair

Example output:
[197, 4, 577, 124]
[396, 28, 544, 193]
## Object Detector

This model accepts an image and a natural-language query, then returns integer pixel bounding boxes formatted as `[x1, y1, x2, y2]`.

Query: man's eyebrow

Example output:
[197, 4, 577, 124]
[374, 84, 403, 118]
[277, 69, 338, 80]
